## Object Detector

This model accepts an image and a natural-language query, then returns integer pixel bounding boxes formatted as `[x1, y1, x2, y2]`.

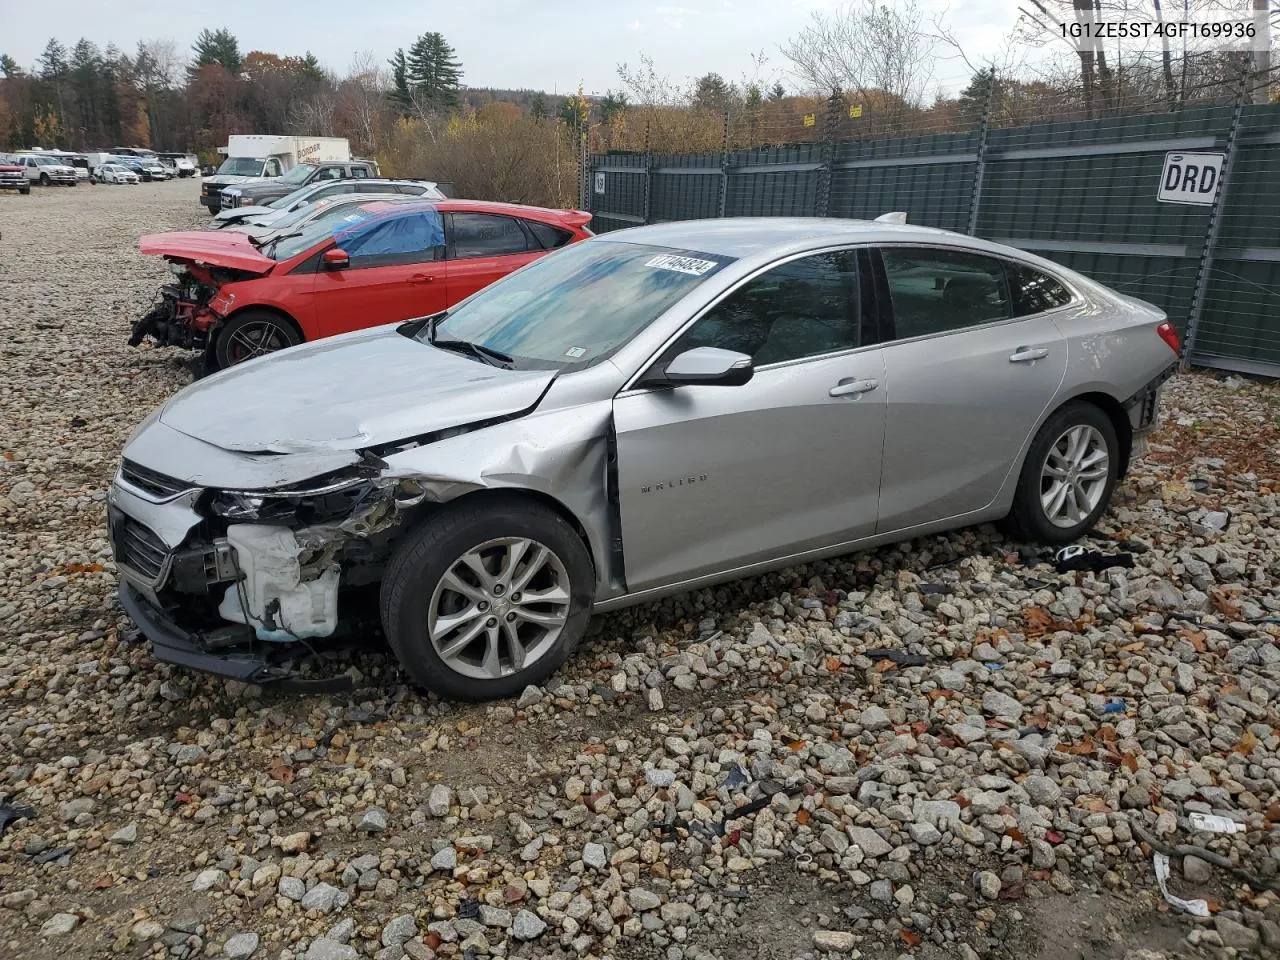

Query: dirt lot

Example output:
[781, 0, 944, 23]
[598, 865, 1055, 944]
[0, 181, 1278, 960]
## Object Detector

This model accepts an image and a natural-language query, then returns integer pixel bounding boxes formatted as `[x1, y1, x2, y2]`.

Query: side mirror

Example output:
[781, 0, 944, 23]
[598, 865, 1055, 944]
[643, 346, 754, 389]
[322, 248, 350, 270]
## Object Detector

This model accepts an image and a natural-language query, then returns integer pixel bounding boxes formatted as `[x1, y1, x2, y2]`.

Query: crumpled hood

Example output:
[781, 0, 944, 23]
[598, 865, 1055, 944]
[159, 326, 557, 453]
[213, 204, 276, 224]
[139, 231, 276, 273]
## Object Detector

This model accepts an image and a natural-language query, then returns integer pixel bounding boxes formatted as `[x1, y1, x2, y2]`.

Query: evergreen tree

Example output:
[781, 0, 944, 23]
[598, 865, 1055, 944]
[189, 28, 242, 78]
[405, 32, 462, 111]
[529, 91, 549, 121]
[0, 53, 22, 77]
[599, 89, 628, 124]
[38, 38, 68, 80]
[958, 68, 997, 120]
[387, 48, 411, 110]
[768, 81, 786, 101]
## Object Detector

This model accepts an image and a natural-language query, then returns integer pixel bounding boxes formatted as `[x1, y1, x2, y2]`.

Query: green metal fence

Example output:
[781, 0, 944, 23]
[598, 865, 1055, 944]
[585, 100, 1280, 376]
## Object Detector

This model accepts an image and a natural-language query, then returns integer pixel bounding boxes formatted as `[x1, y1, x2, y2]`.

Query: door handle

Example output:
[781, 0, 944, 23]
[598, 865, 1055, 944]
[409, 273, 437, 284]
[1009, 347, 1049, 363]
[829, 378, 879, 398]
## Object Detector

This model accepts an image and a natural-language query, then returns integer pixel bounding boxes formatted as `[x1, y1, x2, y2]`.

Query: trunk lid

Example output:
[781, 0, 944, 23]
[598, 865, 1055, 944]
[139, 231, 277, 274]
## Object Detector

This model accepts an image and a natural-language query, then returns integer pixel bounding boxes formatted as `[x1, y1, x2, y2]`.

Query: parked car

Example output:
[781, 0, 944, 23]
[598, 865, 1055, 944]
[228, 195, 421, 243]
[16, 154, 77, 186]
[0, 158, 30, 194]
[97, 162, 141, 184]
[216, 159, 382, 213]
[212, 178, 443, 228]
[130, 199, 594, 370]
[109, 217, 1179, 698]
[157, 152, 198, 177]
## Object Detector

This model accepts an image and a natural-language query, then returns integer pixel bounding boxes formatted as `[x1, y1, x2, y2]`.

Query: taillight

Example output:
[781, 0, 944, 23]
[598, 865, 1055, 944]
[1156, 321, 1181, 355]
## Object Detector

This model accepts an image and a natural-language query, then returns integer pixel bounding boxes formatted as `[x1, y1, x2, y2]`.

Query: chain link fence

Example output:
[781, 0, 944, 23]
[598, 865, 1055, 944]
[584, 78, 1280, 376]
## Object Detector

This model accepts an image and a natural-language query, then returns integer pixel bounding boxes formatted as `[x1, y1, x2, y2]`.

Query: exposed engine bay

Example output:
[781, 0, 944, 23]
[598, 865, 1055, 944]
[128, 262, 249, 351]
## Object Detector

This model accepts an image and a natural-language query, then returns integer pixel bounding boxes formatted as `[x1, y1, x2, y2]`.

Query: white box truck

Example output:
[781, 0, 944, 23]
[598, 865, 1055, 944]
[199, 135, 351, 213]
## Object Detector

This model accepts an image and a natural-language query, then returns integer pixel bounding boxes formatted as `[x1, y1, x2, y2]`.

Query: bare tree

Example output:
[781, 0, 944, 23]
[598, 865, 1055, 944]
[779, 0, 937, 105]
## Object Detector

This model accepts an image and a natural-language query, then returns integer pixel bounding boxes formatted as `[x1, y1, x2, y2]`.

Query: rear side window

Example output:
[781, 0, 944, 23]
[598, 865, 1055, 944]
[1007, 263, 1073, 316]
[316, 183, 358, 199]
[525, 219, 574, 250]
[880, 247, 1012, 339]
[451, 214, 530, 258]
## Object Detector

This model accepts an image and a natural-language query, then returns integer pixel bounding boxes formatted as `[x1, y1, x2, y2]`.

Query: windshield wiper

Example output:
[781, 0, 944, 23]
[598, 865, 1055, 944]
[262, 231, 302, 259]
[429, 326, 515, 369]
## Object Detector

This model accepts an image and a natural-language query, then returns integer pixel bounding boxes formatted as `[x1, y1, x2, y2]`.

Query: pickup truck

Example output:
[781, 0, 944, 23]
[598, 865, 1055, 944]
[0, 160, 30, 194]
[216, 159, 381, 212]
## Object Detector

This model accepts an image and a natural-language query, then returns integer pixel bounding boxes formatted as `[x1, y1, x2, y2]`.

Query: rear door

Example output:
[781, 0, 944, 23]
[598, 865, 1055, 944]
[613, 248, 886, 592]
[443, 213, 543, 305]
[307, 212, 447, 339]
[872, 245, 1071, 532]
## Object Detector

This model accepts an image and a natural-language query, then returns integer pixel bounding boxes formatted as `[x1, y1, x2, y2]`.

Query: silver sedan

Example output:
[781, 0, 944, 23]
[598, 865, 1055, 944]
[108, 218, 1181, 699]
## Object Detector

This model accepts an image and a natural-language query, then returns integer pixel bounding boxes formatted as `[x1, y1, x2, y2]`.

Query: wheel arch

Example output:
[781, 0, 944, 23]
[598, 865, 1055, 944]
[392, 486, 599, 581]
[1043, 389, 1133, 478]
[218, 303, 305, 343]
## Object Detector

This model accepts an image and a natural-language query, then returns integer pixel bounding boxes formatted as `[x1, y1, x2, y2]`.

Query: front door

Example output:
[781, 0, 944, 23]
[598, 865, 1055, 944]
[873, 246, 1071, 532]
[308, 211, 448, 339]
[613, 249, 886, 593]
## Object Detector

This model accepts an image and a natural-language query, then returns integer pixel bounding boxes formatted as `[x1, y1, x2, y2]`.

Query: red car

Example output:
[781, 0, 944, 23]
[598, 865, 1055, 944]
[131, 199, 593, 370]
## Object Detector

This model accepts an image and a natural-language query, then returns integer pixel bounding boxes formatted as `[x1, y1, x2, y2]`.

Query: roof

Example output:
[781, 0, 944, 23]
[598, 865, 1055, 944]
[596, 217, 962, 258]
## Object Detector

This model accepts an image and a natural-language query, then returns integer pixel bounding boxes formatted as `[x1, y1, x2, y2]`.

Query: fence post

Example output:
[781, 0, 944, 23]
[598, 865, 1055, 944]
[578, 128, 589, 211]
[717, 110, 730, 218]
[1183, 67, 1248, 369]
[815, 91, 843, 217]
[966, 69, 996, 236]
[642, 120, 653, 226]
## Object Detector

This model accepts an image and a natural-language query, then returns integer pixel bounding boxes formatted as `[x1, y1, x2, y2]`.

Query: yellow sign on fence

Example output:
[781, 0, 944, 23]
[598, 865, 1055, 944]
[802, 113, 816, 127]
[849, 103, 864, 118]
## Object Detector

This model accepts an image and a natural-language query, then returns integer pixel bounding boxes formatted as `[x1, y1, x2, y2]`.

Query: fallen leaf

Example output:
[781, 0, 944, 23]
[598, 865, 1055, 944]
[1079, 796, 1110, 812]
[786, 739, 807, 752]
[1235, 729, 1260, 755]
[583, 744, 606, 755]
[1210, 589, 1242, 620]
[795, 810, 810, 825]
[267, 759, 294, 784]
[93, 875, 113, 889]
[1004, 826, 1026, 844]
[1099, 724, 1117, 742]
[1265, 802, 1280, 823]
[1045, 830, 1065, 845]
[899, 928, 923, 947]
[1179, 628, 1207, 652]
[1121, 753, 1139, 773]
[999, 880, 1027, 901]
[873, 659, 897, 673]
[824, 657, 843, 672]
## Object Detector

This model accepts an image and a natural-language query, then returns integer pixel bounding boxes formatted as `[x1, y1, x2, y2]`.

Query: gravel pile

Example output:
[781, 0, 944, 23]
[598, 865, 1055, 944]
[0, 183, 1278, 960]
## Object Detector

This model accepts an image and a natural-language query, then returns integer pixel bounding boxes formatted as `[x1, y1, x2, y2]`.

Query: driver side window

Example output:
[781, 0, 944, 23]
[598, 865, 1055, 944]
[670, 250, 862, 366]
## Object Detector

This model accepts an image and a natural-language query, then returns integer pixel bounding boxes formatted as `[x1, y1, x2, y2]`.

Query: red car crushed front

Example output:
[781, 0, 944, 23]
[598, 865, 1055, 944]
[130, 199, 593, 370]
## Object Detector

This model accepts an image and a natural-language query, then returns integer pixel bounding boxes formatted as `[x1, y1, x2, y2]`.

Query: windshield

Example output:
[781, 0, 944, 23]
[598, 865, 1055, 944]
[215, 157, 265, 177]
[266, 205, 385, 260]
[278, 163, 318, 186]
[422, 241, 731, 370]
[34, 156, 62, 166]
[268, 182, 322, 210]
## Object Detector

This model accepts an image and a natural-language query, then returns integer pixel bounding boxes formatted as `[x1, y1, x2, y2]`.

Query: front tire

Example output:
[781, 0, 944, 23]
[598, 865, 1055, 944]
[39, 173, 49, 186]
[211, 310, 302, 370]
[1006, 401, 1119, 545]
[381, 498, 595, 700]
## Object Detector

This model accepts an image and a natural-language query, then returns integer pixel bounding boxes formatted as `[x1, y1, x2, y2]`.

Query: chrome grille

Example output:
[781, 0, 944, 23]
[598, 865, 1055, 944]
[120, 460, 191, 500]
[116, 517, 169, 582]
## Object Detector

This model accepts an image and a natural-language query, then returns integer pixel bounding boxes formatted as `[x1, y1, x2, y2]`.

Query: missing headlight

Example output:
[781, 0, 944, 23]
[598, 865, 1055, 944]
[208, 468, 381, 526]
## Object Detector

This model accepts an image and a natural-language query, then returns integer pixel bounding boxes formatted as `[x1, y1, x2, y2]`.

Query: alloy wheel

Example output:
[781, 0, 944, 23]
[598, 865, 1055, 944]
[427, 537, 571, 680]
[224, 319, 290, 365]
[1040, 424, 1110, 528]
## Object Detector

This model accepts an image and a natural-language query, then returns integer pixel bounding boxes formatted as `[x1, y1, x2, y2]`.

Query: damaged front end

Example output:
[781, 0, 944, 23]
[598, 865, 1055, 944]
[109, 454, 426, 684]
[129, 261, 253, 352]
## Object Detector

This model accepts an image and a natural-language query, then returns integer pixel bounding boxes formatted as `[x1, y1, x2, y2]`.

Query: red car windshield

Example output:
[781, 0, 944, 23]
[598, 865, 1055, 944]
[268, 203, 444, 261]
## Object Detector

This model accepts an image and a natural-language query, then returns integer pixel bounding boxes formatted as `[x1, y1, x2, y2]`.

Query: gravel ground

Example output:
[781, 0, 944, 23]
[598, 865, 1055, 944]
[1, 181, 1279, 960]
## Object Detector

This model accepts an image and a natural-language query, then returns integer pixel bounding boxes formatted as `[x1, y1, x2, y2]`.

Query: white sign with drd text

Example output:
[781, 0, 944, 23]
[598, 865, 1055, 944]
[1158, 152, 1224, 206]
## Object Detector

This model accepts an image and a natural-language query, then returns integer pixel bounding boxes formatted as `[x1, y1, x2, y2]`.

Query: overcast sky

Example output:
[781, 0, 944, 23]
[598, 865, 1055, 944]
[0, 0, 1019, 97]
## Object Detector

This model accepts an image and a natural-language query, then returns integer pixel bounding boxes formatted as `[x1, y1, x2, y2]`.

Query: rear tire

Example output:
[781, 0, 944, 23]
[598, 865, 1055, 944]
[1005, 401, 1119, 545]
[211, 310, 302, 370]
[380, 498, 595, 700]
